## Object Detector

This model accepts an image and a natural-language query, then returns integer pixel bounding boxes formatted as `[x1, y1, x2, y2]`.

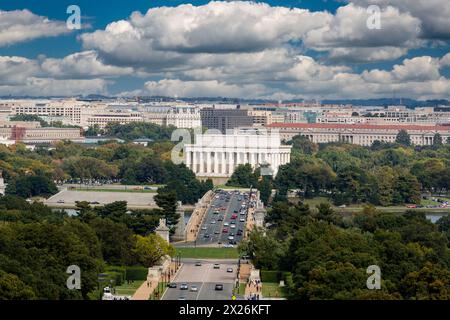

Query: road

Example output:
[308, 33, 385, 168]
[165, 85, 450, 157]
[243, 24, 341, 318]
[196, 190, 250, 246]
[162, 259, 238, 300]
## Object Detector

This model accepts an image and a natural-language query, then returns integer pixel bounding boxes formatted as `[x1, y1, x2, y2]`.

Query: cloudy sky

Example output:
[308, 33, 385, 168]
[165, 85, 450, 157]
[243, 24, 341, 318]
[0, 0, 449, 100]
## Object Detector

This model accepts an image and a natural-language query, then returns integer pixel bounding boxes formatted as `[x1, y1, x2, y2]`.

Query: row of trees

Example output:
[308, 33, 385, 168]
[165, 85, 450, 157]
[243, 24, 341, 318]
[2, 139, 213, 205]
[274, 134, 450, 206]
[239, 202, 450, 299]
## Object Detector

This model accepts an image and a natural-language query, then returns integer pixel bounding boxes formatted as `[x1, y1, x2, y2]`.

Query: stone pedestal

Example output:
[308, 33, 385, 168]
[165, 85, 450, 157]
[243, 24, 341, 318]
[155, 218, 170, 243]
[172, 201, 186, 241]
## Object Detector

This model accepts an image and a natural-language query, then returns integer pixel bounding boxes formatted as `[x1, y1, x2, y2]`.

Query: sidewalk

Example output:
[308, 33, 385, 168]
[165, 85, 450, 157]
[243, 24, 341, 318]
[185, 191, 214, 242]
[131, 261, 181, 300]
[244, 279, 263, 300]
[132, 279, 158, 300]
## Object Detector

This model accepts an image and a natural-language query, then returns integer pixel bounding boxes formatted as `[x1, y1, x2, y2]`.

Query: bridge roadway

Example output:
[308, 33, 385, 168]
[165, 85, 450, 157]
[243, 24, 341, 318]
[162, 259, 238, 300]
[196, 190, 249, 246]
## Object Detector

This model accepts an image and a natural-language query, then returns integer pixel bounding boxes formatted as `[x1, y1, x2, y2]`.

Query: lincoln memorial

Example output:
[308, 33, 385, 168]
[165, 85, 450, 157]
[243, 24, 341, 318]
[184, 129, 292, 183]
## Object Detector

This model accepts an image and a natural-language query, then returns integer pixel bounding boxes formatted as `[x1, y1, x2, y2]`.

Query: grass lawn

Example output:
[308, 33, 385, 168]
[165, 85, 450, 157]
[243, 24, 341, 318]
[72, 188, 157, 193]
[262, 282, 288, 299]
[176, 247, 239, 259]
[237, 283, 246, 295]
[114, 280, 144, 296]
[303, 197, 333, 207]
[300, 196, 450, 214]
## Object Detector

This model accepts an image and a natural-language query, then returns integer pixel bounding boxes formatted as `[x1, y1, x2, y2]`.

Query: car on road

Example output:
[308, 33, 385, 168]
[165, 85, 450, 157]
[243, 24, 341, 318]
[204, 234, 210, 238]
[213, 264, 220, 269]
[229, 240, 237, 245]
[222, 228, 228, 233]
[195, 261, 202, 266]
[178, 296, 186, 300]
[240, 218, 245, 222]
[180, 283, 188, 290]
[201, 226, 207, 230]
[213, 211, 219, 215]
[214, 230, 220, 235]
[231, 214, 237, 219]
[237, 230, 243, 236]
[224, 222, 229, 227]
[211, 220, 216, 224]
[218, 217, 223, 221]
[190, 285, 198, 292]
[230, 224, 236, 229]
[227, 268, 233, 273]
[168, 283, 177, 288]
[223, 243, 234, 248]
[90, 201, 100, 204]
[57, 200, 65, 203]
[215, 284, 223, 291]
[228, 236, 234, 240]
[233, 210, 238, 213]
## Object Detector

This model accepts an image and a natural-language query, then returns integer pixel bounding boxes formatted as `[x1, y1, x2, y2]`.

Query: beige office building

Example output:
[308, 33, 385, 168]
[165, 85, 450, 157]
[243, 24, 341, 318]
[267, 123, 450, 146]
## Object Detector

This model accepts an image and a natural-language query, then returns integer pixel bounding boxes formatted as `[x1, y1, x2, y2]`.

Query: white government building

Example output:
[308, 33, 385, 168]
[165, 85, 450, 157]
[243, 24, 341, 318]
[184, 129, 291, 182]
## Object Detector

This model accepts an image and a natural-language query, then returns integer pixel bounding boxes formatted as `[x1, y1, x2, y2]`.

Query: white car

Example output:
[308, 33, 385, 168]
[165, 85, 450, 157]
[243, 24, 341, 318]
[190, 285, 198, 292]
[211, 220, 216, 224]
[230, 224, 236, 229]
[228, 236, 235, 240]
[224, 222, 229, 227]
[201, 226, 207, 230]
[240, 218, 245, 222]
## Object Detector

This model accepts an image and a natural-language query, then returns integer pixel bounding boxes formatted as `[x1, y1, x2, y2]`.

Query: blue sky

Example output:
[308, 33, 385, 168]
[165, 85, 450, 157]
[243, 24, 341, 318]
[0, 0, 449, 99]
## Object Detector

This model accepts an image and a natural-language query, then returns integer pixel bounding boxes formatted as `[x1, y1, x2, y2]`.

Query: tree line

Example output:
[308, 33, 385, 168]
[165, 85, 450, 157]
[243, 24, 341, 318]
[0, 195, 174, 300]
[239, 202, 450, 299]
[227, 131, 450, 206]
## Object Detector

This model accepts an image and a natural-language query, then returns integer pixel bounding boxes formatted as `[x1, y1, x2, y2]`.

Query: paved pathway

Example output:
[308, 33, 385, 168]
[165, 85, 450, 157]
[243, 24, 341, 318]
[244, 279, 263, 300]
[131, 262, 181, 300]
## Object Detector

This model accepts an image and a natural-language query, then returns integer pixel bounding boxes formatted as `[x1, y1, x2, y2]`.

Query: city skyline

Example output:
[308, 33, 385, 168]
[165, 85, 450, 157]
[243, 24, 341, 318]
[0, 0, 449, 100]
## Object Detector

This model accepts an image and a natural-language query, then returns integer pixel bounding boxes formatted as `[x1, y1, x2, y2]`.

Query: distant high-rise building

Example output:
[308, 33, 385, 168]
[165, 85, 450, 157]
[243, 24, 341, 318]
[200, 107, 253, 133]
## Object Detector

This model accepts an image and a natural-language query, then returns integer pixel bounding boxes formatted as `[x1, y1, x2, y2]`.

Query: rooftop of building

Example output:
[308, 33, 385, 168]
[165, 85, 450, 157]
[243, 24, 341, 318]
[267, 123, 450, 131]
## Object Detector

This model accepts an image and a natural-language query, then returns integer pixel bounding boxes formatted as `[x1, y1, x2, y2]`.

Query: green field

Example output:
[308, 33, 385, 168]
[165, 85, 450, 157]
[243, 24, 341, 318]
[262, 282, 288, 298]
[114, 280, 143, 296]
[237, 283, 246, 295]
[301, 197, 450, 214]
[176, 247, 239, 259]
[71, 188, 157, 193]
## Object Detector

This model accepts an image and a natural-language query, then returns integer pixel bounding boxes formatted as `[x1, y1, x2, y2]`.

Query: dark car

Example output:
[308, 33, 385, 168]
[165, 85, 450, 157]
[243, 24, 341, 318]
[168, 283, 177, 288]
[215, 284, 223, 291]
[204, 234, 210, 238]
